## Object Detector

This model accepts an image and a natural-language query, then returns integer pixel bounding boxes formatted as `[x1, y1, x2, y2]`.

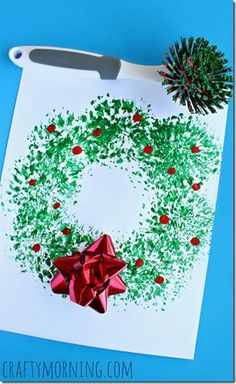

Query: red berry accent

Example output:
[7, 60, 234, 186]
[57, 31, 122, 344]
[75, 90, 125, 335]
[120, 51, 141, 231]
[93, 128, 102, 137]
[32, 244, 41, 252]
[133, 113, 142, 123]
[191, 237, 200, 246]
[29, 179, 36, 186]
[62, 227, 71, 235]
[159, 215, 169, 224]
[144, 145, 153, 154]
[191, 145, 200, 153]
[47, 124, 56, 133]
[192, 183, 201, 191]
[135, 258, 144, 267]
[168, 167, 176, 175]
[72, 146, 82, 155]
[53, 202, 60, 209]
[154, 276, 164, 284]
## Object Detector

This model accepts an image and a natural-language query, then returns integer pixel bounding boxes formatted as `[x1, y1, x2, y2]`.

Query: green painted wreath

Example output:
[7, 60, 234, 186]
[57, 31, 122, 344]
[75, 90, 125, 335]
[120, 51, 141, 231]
[7, 95, 220, 308]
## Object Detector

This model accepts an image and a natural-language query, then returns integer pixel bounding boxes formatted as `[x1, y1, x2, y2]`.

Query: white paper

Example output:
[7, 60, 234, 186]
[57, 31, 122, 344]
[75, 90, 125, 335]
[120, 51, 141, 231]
[0, 63, 228, 359]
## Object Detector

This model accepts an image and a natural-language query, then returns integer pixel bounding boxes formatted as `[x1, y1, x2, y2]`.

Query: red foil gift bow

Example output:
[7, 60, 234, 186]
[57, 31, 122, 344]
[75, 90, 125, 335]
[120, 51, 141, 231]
[51, 234, 126, 313]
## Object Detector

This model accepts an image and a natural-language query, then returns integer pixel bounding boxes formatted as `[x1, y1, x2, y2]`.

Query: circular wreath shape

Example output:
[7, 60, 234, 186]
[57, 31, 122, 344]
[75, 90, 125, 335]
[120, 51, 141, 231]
[8, 95, 220, 308]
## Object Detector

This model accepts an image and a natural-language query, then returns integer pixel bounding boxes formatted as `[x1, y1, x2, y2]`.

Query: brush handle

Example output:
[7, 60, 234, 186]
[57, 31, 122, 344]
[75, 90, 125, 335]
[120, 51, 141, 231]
[9, 46, 163, 82]
[9, 46, 121, 79]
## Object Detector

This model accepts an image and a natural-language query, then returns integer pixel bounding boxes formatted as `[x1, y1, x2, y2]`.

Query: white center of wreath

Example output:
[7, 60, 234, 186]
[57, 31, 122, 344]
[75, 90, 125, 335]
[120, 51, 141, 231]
[67, 163, 149, 237]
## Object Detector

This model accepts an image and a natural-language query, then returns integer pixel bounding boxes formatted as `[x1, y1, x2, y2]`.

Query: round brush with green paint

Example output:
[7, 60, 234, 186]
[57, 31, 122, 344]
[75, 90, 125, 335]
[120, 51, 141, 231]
[159, 37, 233, 115]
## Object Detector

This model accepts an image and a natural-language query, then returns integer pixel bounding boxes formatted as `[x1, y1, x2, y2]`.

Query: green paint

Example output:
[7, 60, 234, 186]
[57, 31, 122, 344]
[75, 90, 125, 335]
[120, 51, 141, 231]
[7, 95, 220, 308]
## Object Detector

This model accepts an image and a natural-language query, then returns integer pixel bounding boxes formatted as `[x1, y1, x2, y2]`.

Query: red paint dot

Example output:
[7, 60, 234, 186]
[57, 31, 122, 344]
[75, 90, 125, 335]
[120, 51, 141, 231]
[159, 215, 169, 224]
[191, 145, 200, 153]
[154, 276, 164, 284]
[53, 202, 60, 209]
[191, 237, 200, 246]
[168, 167, 176, 175]
[72, 146, 82, 155]
[192, 183, 201, 191]
[29, 179, 36, 186]
[144, 145, 153, 154]
[93, 128, 102, 137]
[62, 227, 71, 235]
[135, 258, 144, 267]
[47, 124, 56, 133]
[133, 113, 142, 123]
[32, 244, 41, 252]
[160, 71, 167, 77]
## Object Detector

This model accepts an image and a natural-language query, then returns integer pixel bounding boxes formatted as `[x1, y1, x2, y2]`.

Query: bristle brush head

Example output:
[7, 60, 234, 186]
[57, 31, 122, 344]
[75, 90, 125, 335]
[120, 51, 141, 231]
[159, 37, 233, 115]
